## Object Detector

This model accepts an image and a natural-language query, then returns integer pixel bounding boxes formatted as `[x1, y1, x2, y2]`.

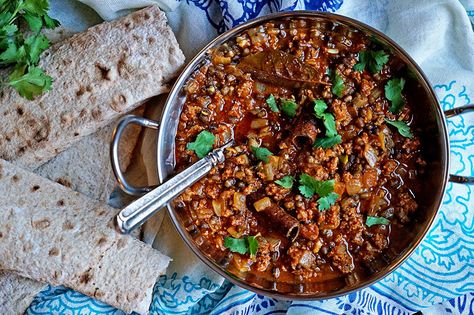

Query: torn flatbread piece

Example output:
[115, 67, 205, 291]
[0, 159, 171, 314]
[0, 5, 184, 169]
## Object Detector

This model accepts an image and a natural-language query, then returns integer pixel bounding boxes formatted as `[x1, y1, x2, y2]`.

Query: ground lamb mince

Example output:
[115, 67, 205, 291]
[173, 19, 426, 293]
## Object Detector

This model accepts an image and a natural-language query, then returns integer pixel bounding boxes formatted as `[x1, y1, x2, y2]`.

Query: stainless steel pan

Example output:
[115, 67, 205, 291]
[111, 11, 474, 299]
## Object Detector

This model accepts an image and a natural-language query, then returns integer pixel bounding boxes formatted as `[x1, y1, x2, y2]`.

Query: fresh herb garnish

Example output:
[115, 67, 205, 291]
[329, 70, 345, 98]
[247, 236, 258, 258]
[0, 0, 60, 99]
[266, 94, 279, 112]
[314, 100, 337, 137]
[318, 192, 340, 211]
[186, 130, 215, 158]
[385, 78, 406, 114]
[298, 173, 339, 210]
[366, 216, 390, 227]
[280, 98, 298, 117]
[251, 146, 273, 163]
[313, 100, 341, 148]
[384, 118, 413, 138]
[354, 50, 389, 73]
[275, 175, 294, 189]
[314, 135, 342, 148]
[224, 235, 259, 258]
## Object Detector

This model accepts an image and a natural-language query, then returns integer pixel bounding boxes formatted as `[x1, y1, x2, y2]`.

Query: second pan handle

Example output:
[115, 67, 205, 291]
[444, 104, 474, 184]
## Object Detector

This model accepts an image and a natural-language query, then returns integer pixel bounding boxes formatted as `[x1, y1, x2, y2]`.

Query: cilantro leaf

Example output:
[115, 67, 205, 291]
[186, 130, 215, 158]
[224, 236, 259, 257]
[251, 146, 273, 163]
[20, 0, 49, 16]
[313, 100, 340, 147]
[8, 65, 52, 100]
[281, 99, 298, 117]
[384, 118, 413, 138]
[23, 13, 43, 32]
[25, 34, 50, 63]
[354, 50, 389, 73]
[313, 99, 327, 116]
[43, 14, 60, 29]
[353, 51, 367, 72]
[224, 237, 248, 255]
[0, 12, 13, 28]
[314, 135, 342, 148]
[266, 94, 279, 112]
[329, 70, 345, 98]
[0, 43, 26, 64]
[385, 78, 406, 114]
[275, 175, 294, 189]
[321, 113, 337, 137]
[2, 23, 17, 36]
[298, 174, 339, 209]
[318, 192, 339, 211]
[247, 236, 258, 258]
[299, 174, 335, 198]
[313, 100, 337, 137]
[366, 216, 390, 227]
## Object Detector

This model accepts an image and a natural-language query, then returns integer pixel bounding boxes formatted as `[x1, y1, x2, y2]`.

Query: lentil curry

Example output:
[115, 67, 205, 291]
[173, 18, 426, 293]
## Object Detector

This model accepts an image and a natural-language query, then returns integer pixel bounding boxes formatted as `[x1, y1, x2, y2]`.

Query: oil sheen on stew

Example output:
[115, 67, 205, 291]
[173, 19, 426, 293]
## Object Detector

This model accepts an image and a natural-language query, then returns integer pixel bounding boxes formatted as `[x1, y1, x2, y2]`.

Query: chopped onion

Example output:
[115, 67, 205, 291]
[268, 155, 280, 170]
[263, 163, 274, 181]
[250, 118, 269, 129]
[346, 178, 362, 195]
[364, 144, 378, 167]
[254, 197, 272, 212]
[233, 192, 247, 211]
[227, 226, 242, 238]
[299, 250, 316, 269]
[313, 239, 323, 254]
[212, 55, 231, 65]
[363, 169, 378, 188]
[247, 136, 260, 148]
[326, 48, 339, 54]
[212, 199, 225, 216]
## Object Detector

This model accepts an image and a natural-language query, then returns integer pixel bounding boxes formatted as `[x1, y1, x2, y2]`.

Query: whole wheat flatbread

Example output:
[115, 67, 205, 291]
[0, 271, 46, 314]
[0, 159, 171, 314]
[0, 5, 184, 170]
[34, 106, 145, 201]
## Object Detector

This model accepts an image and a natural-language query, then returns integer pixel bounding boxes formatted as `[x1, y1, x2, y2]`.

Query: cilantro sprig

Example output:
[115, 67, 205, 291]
[0, 0, 59, 99]
[224, 235, 259, 258]
[275, 175, 294, 189]
[354, 50, 389, 74]
[251, 146, 273, 163]
[385, 78, 406, 114]
[329, 69, 345, 98]
[384, 118, 413, 138]
[186, 130, 215, 158]
[265, 94, 297, 117]
[298, 173, 339, 210]
[280, 98, 298, 118]
[266, 94, 279, 112]
[313, 100, 341, 148]
[366, 216, 390, 227]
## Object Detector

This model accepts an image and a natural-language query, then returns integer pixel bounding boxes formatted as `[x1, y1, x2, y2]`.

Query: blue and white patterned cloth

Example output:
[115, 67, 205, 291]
[27, 0, 474, 314]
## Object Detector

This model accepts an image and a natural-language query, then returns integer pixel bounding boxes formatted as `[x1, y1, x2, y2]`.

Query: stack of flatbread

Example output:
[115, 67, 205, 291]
[0, 5, 185, 314]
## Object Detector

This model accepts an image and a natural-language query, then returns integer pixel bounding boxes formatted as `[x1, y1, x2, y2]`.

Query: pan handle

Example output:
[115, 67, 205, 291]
[110, 115, 159, 196]
[444, 104, 474, 184]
